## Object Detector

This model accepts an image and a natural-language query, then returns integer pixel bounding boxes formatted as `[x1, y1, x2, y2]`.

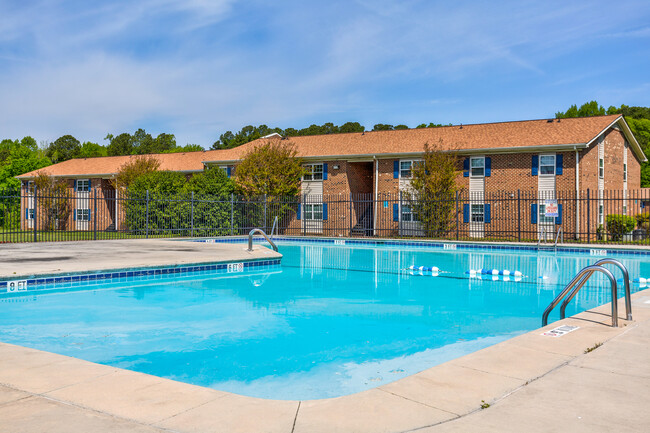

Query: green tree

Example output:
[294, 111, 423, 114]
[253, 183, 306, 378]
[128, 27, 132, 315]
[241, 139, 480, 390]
[338, 122, 365, 133]
[0, 138, 51, 190]
[184, 168, 237, 236]
[106, 133, 135, 156]
[234, 140, 304, 197]
[113, 155, 161, 190]
[47, 135, 81, 163]
[79, 141, 108, 158]
[394, 124, 409, 130]
[404, 140, 459, 238]
[164, 144, 205, 153]
[33, 171, 72, 231]
[372, 124, 394, 131]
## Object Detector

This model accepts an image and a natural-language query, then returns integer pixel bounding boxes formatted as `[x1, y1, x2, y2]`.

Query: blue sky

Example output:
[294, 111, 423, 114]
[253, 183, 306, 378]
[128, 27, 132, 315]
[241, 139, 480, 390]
[1, 0, 649, 148]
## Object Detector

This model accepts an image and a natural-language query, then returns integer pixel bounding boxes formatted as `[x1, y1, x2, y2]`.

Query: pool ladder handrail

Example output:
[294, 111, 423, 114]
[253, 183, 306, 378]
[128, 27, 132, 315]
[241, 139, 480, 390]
[270, 216, 279, 239]
[247, 228, 278, 252]
[554, 227, 563, 248]
[559, 258, 632, 322]
[537, 227, 562, 252]
[541, 258, 632, 328]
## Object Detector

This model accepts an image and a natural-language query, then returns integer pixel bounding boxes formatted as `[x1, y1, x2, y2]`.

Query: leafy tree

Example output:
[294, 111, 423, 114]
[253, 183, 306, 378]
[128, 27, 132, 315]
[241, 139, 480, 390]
[113, 155, 161, 190]
[164, 144, 205, 153]
[372, 124, 394, 131]
[47, 135, 81, 163]
[234, 140, 304, 197]
[186, 167, 234, 196]
[184, 168, 237, 235]
[416, 123, 451, 129]
[106, 133, 135, 156]
[33, 171, 71, 231]
[404, 140, 459, 238]
[79, 141, 108, 158]
[339, 122, 365, 133]
[0, 138, 51, 190]
[394, 124, 409, 130]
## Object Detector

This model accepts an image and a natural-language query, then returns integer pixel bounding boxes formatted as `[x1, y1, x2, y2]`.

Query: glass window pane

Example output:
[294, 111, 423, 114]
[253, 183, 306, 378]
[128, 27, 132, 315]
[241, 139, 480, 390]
[471, 158, 484, 168]
[540, 155, 555, 165]
[540, 165, 555, 175]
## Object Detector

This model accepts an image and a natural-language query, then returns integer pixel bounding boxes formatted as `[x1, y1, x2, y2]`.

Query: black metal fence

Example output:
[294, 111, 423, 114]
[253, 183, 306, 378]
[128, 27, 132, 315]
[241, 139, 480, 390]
[1, 188, 649, 244]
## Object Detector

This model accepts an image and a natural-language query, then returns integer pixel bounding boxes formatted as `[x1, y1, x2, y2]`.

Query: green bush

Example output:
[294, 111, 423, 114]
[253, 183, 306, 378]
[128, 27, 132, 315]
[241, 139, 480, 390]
[606, 214, 636, 241]
[635, 213, 650, 228]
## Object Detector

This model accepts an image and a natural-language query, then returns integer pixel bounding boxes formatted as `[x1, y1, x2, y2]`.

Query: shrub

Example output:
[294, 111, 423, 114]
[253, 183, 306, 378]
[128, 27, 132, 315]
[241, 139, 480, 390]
[635, 213, 650, 228]
[606, 214, 636, 241]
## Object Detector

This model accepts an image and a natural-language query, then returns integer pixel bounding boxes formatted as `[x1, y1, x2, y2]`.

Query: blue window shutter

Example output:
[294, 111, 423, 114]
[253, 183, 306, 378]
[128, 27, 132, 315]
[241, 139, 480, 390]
[88, 179, 92, 189]
[226, 167, 231, 177]
[556, 154, 563, 175]
[555, 204, 563, 225]
[393, 203, 399, 221]
[485, 203, 491, 223]
[323, 203, 328, 220]
[393, 161, 399, 179]
[74, 179, 77, 190]
[532, 155, 539, 176]
[463, 204, 469, 223]
[296, 204, 301, 220]
[323, 163, 328, 180]
[531, 203, 537, 224]
[463, 158, 469, 177]
[25, 208, 28, 220]
[73, 210, 77, 221]
[485, 157, 491, 177]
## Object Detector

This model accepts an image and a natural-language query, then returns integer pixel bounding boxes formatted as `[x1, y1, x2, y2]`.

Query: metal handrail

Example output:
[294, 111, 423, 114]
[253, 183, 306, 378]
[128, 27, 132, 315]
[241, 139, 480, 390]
[537, 227, 546, 248]
[542, 265, 618, 327]
[559, 258, 632, 321]
[554, 227, 563, 247]
[247, 228, 278, 252]
[270, 216, 279, 238]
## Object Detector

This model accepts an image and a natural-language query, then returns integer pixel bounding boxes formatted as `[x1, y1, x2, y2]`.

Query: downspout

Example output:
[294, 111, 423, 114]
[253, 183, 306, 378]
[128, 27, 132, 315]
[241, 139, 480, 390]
[374, 156, 378, 236]
[575, 148, 580, 240]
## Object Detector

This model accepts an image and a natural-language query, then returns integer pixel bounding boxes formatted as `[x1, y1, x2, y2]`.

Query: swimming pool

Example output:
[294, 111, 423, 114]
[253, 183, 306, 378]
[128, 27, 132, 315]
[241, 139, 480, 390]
[1, 240, 648, 400]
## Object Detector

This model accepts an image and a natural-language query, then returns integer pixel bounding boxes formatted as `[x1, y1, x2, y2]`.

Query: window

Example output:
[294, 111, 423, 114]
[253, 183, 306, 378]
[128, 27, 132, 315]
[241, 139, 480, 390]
[27, 209, 34, 220]
[470, 157, 484, 177]
[599, 159, 604, 179]
[539, 155, 555, 175]
[303, 204, 323, 220]
[623, 163, 627, 181]
[27, 181, 35, 194]
[401, 205, 419, 222]
[623, 205, 627, 215]
[76, 209, 90, 222]
[303, 164, 323, 181]
[400, 161, 412, 178]
[539, 204, 555, 224]
[76, 179, 90, 192]
[598, 205, 604, 225]
[471, 204, 484, 223]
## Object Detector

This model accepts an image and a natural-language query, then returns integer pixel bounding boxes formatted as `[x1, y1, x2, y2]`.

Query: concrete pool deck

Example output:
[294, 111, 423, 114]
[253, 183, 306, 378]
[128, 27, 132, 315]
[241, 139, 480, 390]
[1, 240, 650, 432]
[0, 239, 280, 279]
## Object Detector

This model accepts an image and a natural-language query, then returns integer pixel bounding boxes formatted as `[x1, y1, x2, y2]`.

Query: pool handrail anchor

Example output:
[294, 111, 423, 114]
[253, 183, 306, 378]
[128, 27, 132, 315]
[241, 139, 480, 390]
[542, 264, 619, 327]
[559, 258, 632, 322]
[247, 228, 278, 252]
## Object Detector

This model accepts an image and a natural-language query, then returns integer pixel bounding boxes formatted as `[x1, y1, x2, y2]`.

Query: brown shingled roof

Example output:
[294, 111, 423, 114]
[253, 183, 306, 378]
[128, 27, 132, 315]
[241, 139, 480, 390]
[17, 114, 643, 179]
[204, 114, 627, 161]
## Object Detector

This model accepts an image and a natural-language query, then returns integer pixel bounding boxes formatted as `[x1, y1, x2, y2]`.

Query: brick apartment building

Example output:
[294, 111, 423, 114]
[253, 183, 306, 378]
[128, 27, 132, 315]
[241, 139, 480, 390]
[17, 114, 647, 240]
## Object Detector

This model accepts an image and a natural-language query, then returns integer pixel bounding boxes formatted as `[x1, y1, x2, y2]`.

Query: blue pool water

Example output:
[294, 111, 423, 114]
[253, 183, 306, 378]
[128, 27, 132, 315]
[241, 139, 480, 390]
[1, 241, 648, 400]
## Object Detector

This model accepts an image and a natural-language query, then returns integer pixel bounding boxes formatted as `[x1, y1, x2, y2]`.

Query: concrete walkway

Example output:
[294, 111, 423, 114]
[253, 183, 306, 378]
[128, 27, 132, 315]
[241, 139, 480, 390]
[0, 239, 280, 279]
[1, 285, 649, 432]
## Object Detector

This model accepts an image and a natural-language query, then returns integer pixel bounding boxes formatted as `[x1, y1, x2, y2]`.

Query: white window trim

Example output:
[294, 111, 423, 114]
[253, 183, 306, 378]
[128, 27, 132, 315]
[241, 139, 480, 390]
[471, 203, 484, 223]
[76, 179, 90, 192]
[303, 203, 323, 220]
[400, 204, 420, 222]
[470, 157, 485, 178]
[539, 204, 555, 224]
[399, 160, 423, 179]
[27, 181, 35, 195]
[539, 154, 556, 176]
[303, 164, 324, 182]
[598, 158, 604, 179]
[623, 163, 627, 182]
[76, 209, 91, 222]
[27, 209, 35, 220]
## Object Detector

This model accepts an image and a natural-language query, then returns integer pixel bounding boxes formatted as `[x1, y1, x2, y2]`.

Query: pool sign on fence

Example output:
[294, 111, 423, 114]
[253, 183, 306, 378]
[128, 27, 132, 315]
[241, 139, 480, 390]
[544, 199, 559, 217]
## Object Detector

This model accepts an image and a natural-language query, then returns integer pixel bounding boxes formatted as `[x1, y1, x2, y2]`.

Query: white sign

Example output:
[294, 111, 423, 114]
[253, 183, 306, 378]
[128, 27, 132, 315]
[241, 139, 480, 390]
[227, 263, 244, 273]
[541, 325, 579, 337]
[334, 239, 345, 245]
[544, 199, 558, 217]
[443, 244, 457, 250]
[590, 249, 606, 256]
[6, 280, 28, 293]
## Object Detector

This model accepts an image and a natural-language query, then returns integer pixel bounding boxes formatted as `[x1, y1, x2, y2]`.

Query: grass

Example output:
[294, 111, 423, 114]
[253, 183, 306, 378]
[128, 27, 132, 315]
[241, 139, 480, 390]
[584, 342, 603, 354]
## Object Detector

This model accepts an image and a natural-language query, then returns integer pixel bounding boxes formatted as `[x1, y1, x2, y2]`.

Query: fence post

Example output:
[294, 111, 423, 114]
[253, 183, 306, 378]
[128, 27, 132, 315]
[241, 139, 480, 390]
[145, 190, 150, 239]
[517, 189, 521, 242]
[230, 193, 234, 236]
[33, 185, 37, 243]
[349, 194, 353, 236]
[190, 191, 194, 238]
[302, 193, 306, 236]
[93, 188, 98, 241]
[455, 191, 459, 240]
[586, 189, 590, 243]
